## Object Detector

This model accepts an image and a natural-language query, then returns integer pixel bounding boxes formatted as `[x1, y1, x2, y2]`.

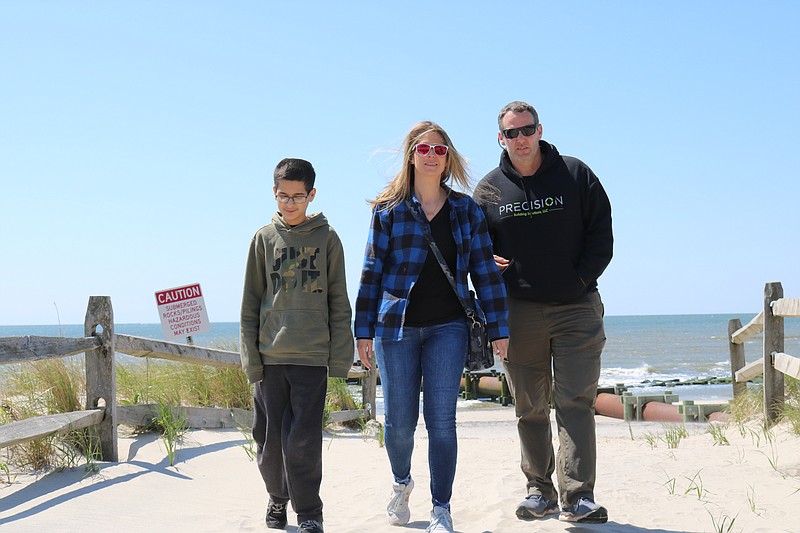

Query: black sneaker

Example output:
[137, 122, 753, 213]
[559, 496, 608, 523]
[265, 500, 287, 529]
[298, 519, 324, 532]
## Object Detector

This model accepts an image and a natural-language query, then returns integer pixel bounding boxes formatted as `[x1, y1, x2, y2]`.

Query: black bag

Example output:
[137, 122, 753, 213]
[464, 296, 494, 371]
[407, 200, 495, 371]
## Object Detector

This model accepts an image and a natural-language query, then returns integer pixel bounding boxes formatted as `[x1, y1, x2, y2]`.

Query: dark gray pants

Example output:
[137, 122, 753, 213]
[503, 292, 606, 507]
[253, 364, 327, 524]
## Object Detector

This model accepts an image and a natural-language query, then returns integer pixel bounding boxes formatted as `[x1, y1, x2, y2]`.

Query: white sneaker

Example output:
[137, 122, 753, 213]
[426, 506, 453, 533]
[387, 478, 414, 525]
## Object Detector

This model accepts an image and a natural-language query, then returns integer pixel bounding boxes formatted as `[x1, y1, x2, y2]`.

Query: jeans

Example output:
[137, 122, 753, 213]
[375, 318, 468, 508]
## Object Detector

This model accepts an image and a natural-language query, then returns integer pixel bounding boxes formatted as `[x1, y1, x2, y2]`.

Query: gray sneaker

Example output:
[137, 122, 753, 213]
[516, 494, 559, 520]
[426, 505, 454, 533]
[559, 496, 608, 523]
[387, 478, 414, 525]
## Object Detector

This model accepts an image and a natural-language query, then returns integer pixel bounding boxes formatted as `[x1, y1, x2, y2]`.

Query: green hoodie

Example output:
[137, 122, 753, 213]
[239, 212, 354, 383]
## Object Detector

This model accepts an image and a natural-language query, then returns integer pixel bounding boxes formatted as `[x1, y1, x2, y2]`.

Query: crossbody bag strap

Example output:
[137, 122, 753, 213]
[406, 200, 479, 323]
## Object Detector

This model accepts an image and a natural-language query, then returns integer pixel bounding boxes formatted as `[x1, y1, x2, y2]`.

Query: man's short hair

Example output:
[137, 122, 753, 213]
[274, 158, 316, 191]
[497, 101, 540, 130]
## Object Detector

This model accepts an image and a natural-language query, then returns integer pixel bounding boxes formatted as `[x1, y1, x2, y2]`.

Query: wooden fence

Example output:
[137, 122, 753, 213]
[728, 281, 800, 424]
[0, 296, 378, 462]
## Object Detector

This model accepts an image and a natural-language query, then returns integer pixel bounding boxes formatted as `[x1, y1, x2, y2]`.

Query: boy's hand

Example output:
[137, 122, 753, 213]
[357, 339, 374, 369]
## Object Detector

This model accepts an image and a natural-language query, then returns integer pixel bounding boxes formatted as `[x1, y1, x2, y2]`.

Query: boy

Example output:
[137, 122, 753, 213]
[240, 158, 354, 533]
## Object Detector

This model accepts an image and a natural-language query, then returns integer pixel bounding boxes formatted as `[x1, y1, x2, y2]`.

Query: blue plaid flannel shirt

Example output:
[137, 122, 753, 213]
[354, 189, 509, 341]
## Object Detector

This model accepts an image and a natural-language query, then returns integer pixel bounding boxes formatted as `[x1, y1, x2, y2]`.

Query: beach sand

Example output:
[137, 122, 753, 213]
[1, 404, 798, 532]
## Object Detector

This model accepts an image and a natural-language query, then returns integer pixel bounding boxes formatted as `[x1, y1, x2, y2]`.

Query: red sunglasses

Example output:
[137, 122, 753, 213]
[414, 143, 449, 156]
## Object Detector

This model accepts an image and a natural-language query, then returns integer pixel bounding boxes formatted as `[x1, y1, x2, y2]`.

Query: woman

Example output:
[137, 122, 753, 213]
[354, 121, 509, 533]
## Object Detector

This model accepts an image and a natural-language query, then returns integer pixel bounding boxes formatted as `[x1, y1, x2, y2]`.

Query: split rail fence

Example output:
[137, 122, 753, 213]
[0, 296, 378, 462]
[728, 281, 800, 424]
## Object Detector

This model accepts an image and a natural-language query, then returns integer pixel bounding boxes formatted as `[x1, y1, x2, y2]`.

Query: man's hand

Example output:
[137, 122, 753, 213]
[494, 254, 511, 272]
[492, 338, 509, 361]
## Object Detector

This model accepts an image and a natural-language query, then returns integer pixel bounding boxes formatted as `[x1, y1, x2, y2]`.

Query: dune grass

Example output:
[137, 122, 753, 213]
[1, 350, 363, 475]
[1, 358, 86, 471]
[115, 359, 253, 411]
[325, 377, 362, 429]
[728, 376, 800, 435]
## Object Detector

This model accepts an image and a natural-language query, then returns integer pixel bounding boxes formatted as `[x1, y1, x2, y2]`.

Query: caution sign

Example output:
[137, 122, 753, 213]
[155, 283, 211, 341]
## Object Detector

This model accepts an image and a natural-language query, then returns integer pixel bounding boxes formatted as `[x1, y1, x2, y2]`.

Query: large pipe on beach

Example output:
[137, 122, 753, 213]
[459, 376, 503, 396]
[641, 401, 685, 422]
[595, 393, 625, 419]
[457, 379, 731, 424]
[476, 376, 502, 395]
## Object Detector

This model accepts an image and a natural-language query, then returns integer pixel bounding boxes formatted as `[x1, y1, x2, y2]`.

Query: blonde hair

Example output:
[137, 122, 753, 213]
[370, 121, 470, 211]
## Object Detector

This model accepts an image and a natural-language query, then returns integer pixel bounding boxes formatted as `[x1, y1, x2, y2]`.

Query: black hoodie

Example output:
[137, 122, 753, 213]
[474, 141, 613, 304]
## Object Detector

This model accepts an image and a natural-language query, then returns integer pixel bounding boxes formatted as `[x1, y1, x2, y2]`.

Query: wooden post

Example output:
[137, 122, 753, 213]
[84, 296, 118, 461]
[360, 367, 370, 419]
[763, 282, 785, 425]
[500, 373, 513, 406]
[728, 318, 747, 399]
[361, 355, 378, 421]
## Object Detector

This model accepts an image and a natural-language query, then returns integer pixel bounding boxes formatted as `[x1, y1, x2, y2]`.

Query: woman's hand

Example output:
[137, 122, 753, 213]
[492, 338, 509, 361]
[357, 338, 375, 369]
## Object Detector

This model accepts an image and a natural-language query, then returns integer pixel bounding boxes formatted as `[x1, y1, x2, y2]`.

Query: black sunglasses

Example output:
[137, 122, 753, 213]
[502, 123, 538, 139]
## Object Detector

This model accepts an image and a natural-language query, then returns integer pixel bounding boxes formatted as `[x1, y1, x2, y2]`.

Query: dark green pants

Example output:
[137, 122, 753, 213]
[503, 292, 606, 507]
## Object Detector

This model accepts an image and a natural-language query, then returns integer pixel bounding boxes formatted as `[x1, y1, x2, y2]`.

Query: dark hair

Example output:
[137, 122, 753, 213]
[273, 158, 315, 191]
[497, 101, 539, 130]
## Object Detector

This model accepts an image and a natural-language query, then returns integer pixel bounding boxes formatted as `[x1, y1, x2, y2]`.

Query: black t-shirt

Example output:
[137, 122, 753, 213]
[405, 201, 464, 327]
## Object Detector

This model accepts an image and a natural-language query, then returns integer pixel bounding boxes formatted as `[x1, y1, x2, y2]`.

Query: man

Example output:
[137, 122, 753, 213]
[474, 101, 613, 524]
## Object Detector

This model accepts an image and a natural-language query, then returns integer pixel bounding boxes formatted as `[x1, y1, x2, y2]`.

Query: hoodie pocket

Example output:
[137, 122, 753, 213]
[512, 256, 586, 303]
[259, 310, 330, 354]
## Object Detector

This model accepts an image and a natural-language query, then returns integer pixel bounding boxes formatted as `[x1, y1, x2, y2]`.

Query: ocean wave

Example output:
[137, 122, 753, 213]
[599, 363, 720, 388]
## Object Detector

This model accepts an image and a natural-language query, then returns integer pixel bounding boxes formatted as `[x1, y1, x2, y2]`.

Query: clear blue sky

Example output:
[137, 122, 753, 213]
[2, 2, 798, 326]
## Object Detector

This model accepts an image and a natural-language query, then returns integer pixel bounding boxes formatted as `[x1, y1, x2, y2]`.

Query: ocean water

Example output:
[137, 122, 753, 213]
[601, 313, 800, 402]
[2, 314, 799, 403]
